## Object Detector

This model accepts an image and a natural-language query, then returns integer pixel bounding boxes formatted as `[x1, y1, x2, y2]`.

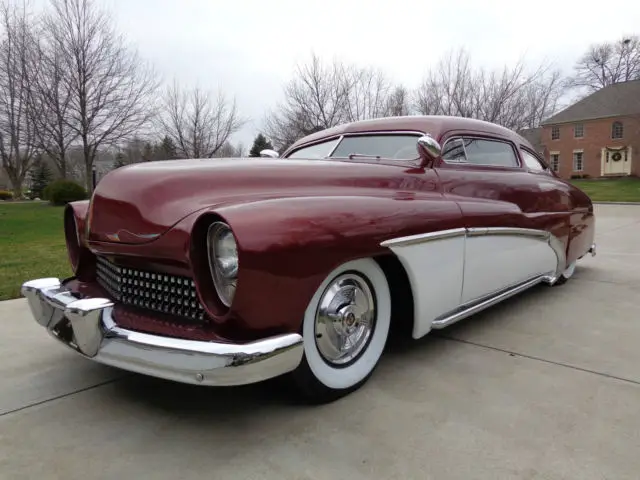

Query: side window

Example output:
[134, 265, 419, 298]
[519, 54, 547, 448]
[441, 138, 467, 163]
[521, 149, 548, 172]
[462, 138, 519, 167]
[286, 137, 341, 159]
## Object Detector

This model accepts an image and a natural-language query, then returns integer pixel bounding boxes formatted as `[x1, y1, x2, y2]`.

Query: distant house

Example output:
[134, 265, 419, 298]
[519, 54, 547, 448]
[517, 127, 545, 157]
[540, 80, 640, 179]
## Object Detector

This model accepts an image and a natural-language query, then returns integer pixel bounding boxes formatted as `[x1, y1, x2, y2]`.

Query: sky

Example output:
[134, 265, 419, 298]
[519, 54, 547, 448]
[38, 0, 640, 149]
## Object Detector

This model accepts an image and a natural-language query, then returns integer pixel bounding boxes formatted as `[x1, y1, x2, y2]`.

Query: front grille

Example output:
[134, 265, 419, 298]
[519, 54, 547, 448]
[96, 256, 206, 322]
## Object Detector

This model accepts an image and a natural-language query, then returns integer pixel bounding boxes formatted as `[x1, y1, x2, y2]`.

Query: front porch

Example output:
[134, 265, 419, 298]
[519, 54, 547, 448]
[601, 146, 633, 176]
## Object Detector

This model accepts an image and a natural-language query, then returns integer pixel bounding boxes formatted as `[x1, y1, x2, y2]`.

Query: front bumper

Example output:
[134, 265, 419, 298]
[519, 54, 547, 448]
[21, 278, 304, 386]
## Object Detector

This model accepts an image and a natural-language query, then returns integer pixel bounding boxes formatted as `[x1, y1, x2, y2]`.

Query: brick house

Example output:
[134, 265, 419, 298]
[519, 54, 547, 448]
[539, 79, 640, 179]
[518, 127, 545, 157]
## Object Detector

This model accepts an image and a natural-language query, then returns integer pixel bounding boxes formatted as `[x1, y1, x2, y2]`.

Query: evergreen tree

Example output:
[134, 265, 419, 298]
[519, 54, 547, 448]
[142, 142, 153, 161]
[249, 134, 274, 157]
[29, 157, 53, 199]
[160, 135, 177, 160]
[112, 152, 127, 169]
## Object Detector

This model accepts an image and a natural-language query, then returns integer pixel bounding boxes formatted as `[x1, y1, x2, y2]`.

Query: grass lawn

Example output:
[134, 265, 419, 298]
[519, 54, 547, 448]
[571, 177, 640, 203]
[0, 202, 72, 301]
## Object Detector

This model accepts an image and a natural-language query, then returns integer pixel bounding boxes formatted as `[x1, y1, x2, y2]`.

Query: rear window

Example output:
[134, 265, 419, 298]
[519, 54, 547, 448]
[329, 134, 420, 160]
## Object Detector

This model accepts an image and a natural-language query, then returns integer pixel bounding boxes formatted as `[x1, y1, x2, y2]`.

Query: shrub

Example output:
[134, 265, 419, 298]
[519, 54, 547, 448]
[44, 179, 87, 205]
[0, 189, 12, 200]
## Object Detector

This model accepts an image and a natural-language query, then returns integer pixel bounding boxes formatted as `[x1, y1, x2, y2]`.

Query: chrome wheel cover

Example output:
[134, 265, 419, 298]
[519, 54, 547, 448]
[314, 273, 376, 367]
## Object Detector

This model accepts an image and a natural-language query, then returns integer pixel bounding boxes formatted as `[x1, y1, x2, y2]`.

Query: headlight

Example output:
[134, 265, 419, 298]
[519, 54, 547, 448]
[207, 221, 238, 307]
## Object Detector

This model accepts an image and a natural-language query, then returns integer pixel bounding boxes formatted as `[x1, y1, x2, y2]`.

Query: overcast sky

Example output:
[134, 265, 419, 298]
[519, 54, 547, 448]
[47, 0, 640, 148]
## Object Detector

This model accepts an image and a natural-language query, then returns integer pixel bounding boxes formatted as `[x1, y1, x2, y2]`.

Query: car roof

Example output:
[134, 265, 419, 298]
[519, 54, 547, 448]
[283, 115, 536, 155]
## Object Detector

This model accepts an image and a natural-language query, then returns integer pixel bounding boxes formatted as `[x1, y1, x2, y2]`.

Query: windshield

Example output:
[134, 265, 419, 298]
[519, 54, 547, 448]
[286, 137, 340, 159]
[286, 134, 420, 161]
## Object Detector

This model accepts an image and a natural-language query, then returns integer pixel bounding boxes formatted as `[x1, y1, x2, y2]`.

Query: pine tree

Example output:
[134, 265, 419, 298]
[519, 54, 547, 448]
[249, 134, 274, 157]
[160, 135, 177, 160]
[112, 152, 127, 169]
[29, 158, 53, 199]
[142, 142, 153, 161]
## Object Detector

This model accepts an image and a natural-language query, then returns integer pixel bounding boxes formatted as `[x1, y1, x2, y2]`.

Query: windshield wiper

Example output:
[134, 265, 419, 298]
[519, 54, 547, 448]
[347, 153, 381, 159]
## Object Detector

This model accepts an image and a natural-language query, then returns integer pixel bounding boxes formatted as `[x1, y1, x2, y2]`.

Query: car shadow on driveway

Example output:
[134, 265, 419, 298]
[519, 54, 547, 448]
[101, 264, 618, 413]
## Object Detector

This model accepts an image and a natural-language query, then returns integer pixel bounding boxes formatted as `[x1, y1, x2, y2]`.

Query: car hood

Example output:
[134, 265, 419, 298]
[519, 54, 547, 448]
[86, 157, 412, 244]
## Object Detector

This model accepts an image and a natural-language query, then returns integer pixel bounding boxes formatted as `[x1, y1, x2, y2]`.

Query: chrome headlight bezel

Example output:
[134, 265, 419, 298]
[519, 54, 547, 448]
[206, 221, 239, 307]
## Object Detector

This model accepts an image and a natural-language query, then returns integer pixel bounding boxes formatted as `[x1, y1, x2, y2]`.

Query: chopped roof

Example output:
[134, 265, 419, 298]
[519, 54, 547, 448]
[284, 115, 533, 155]
[541, 80, 640, 125]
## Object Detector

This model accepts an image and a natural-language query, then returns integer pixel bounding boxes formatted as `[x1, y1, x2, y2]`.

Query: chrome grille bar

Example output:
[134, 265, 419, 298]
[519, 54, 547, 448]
[95, 256, 205, 322]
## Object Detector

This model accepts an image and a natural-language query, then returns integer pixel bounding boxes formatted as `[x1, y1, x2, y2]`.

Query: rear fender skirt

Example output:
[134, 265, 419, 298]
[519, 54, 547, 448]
[381, 227, 566, 339]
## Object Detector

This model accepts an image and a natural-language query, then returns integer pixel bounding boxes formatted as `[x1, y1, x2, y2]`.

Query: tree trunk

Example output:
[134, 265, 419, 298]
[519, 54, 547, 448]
[85, 161, 93, 193]
[7, 171, 23, 198]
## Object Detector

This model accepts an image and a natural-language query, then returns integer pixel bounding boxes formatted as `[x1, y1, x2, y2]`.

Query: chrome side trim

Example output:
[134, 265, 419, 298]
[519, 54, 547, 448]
[431, 274, 545, 329]
[380, 228, 467, 247]
[466, 227, 549, 238]
[21, 278, 304, 387]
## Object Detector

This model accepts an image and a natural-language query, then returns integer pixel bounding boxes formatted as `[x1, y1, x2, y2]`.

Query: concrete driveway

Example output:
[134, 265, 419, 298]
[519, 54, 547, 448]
[1, 204, 639, 479]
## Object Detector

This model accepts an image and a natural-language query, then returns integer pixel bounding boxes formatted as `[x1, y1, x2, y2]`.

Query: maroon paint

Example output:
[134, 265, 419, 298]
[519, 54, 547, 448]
[60, 116, 594, 343]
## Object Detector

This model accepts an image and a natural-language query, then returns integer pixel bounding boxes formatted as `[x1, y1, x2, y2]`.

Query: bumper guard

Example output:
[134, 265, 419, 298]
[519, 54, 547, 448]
[21, 278, 304, 386]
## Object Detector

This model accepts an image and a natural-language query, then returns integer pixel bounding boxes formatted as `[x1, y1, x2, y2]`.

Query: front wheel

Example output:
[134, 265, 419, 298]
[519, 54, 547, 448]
[289, 258, 391, 404]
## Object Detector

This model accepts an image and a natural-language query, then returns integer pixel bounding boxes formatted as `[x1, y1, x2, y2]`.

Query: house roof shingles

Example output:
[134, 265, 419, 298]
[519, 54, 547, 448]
[517, 127, 543, 152]
[541, 79, 640, 126]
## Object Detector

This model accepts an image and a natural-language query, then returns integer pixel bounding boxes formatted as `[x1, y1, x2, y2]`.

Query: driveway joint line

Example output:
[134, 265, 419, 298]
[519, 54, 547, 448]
[0, 375, 129, 418]
[434, 334, 640, 387]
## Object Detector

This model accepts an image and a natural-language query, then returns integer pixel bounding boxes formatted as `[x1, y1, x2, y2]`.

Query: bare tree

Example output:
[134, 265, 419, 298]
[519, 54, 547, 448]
[386, 85, 411, 117]
[214, 141, 244, 158]
[413, 48, 566, 131]
[157, 80, 244, 159]
[263, 53, 402, 152]
[45, 0, 159, 193]
[264, 53, 350, 151]
[568, 35, 640, 93]
[25, 17, 77, 178]
[0, 0, 38, 197]
[343, 65, 393, 121]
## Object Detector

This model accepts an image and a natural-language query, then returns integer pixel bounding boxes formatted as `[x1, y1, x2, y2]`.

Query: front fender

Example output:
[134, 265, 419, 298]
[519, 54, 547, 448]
[201, 195, 462, 335]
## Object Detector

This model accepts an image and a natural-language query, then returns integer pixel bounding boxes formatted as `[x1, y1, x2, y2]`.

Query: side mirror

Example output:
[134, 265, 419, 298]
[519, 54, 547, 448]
[260, 149, 280, 158]
[416, 134, 441, 167]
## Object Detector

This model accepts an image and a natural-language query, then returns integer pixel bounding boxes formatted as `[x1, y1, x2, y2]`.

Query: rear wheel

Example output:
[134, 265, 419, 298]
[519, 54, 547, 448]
[289, 258, 391, 404]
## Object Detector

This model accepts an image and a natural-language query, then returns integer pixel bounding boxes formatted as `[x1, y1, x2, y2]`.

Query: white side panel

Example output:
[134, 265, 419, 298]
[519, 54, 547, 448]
[462, 234, 557, 304]
[385, 236, 465, 339]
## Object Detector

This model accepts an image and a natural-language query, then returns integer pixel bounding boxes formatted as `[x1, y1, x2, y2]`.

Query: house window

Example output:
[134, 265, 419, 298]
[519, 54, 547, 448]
[550, 153, 559, 172]
[551, 126, 560, 140]
[574, 124, 584, 138]
[612, 121, 624, 139]
[573, 151, 584, 171]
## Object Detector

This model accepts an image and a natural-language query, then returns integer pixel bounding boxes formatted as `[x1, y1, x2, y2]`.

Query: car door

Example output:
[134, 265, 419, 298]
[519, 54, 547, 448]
[433, 133, 572, 305]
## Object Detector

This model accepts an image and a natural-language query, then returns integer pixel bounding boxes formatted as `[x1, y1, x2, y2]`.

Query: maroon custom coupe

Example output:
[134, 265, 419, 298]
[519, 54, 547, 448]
[22, 115, 596, 403]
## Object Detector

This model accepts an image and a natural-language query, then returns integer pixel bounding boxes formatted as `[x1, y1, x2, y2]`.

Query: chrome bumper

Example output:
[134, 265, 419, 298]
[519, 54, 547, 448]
[21, 278, 304, 386]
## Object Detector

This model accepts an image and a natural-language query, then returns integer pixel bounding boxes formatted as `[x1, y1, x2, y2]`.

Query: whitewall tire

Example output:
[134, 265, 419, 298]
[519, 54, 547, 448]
[290, 258, 391, 403]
